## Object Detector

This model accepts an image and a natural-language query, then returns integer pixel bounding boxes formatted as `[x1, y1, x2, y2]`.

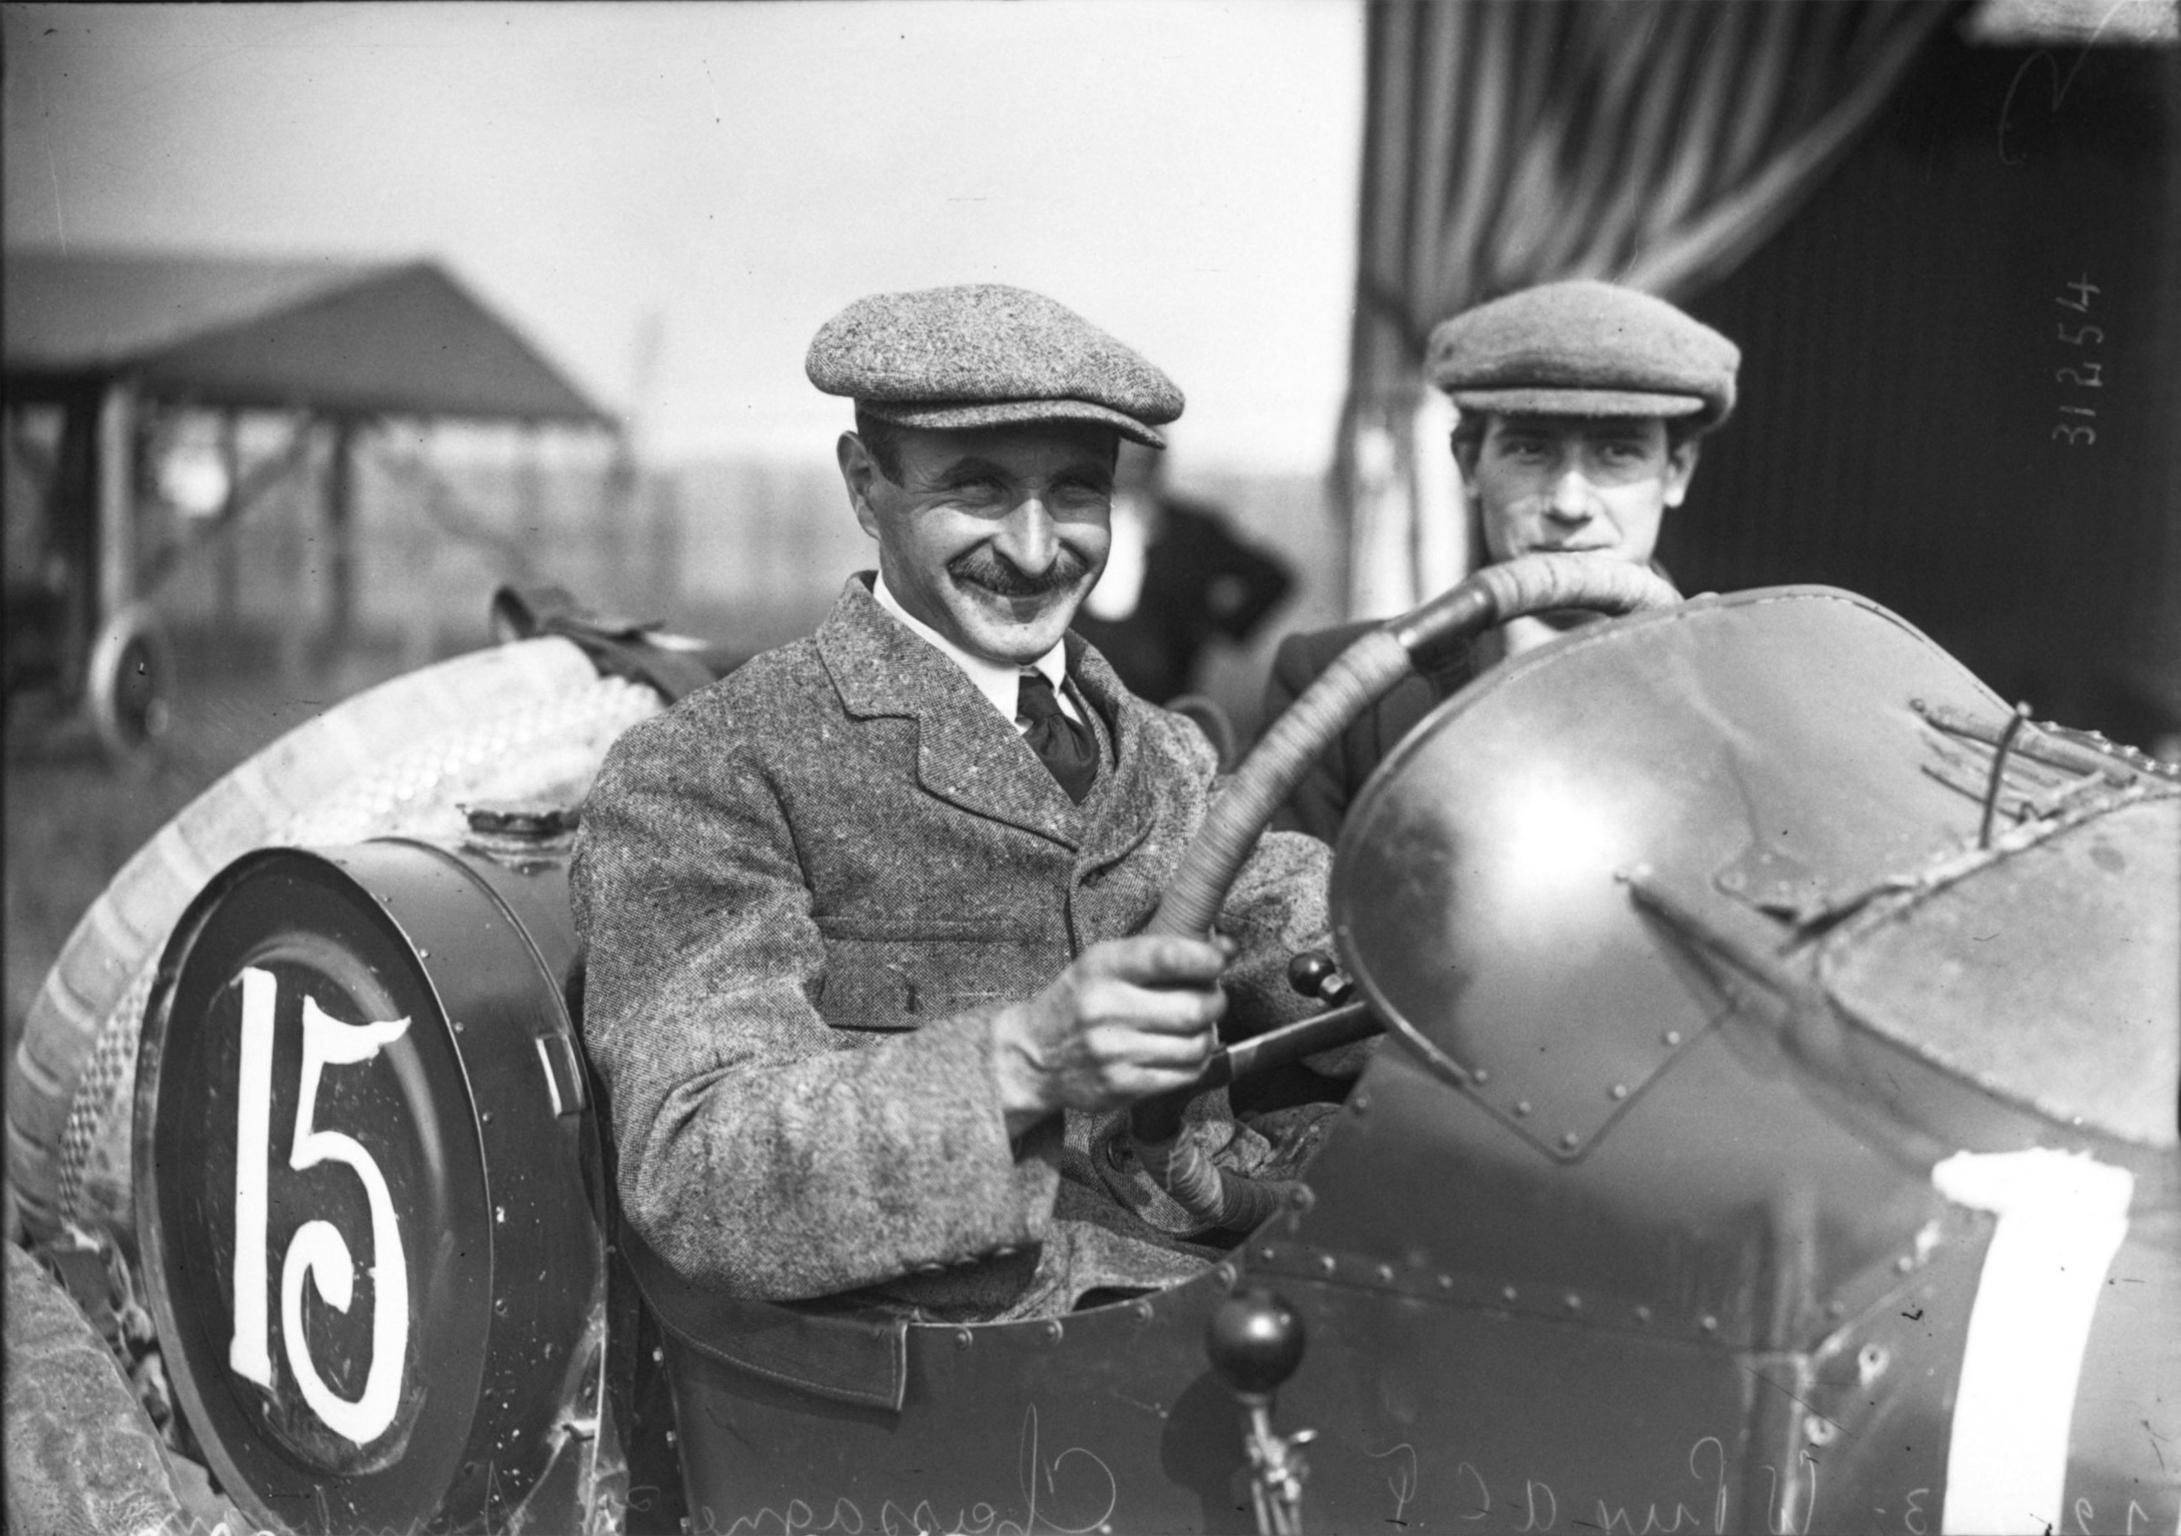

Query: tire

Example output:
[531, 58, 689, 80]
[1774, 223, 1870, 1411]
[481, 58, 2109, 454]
[6, 637, 662, 1246]
[84, 603, 175, 759]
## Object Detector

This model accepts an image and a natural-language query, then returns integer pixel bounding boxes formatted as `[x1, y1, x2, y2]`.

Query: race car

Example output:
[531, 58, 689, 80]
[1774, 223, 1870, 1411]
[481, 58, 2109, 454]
[9, 556, 2177, 1535]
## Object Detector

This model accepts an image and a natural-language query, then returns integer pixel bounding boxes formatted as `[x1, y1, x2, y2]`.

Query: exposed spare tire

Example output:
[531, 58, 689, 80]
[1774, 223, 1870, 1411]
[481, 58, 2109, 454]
[6, 637, 663, 1247]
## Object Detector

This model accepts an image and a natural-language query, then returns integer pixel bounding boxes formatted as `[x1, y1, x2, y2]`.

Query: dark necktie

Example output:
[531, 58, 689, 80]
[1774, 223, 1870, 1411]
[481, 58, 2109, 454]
[1016, 669, 1097, 804]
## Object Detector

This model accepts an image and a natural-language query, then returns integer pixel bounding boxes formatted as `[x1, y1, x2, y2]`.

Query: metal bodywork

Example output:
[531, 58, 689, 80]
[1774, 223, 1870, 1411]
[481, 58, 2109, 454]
[125, 586, 2179, 1534]
[1317, 588, 2178, 1531]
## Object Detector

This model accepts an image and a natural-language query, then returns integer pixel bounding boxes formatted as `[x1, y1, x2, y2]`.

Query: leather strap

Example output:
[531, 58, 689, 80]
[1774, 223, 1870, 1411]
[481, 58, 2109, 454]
[489, 583, 721, 703]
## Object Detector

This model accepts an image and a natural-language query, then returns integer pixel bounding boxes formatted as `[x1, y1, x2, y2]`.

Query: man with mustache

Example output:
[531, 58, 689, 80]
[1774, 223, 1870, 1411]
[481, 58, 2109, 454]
[574, 285, 1344, 1337]
[1268, 280, 1740, 844]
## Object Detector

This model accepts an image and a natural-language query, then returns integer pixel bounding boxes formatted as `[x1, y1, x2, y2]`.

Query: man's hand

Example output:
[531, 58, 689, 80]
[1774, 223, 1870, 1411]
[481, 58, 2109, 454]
[993, 934, 1233, 1137]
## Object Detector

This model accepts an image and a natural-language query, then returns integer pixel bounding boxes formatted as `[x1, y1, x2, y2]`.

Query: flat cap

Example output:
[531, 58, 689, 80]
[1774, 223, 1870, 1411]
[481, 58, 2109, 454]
[1427, 280, 1740, 433]
[807, 283, 1184, 448]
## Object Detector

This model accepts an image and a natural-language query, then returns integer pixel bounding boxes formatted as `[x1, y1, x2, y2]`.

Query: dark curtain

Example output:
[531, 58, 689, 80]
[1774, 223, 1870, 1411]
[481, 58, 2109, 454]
[1340, 0, 1959, 615]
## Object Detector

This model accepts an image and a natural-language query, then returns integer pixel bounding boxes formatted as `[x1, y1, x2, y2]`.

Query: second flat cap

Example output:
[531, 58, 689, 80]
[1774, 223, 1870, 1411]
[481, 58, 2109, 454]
[806, 283, 1184, 447]
[1427, 280, 1740, 432]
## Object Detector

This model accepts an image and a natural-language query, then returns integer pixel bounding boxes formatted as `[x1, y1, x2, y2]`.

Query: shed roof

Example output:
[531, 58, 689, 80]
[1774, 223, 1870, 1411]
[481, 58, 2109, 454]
[3, 249, 612, 426]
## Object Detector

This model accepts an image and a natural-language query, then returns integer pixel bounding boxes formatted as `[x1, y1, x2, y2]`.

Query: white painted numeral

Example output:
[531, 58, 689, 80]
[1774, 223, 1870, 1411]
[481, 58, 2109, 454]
[229, 968, 277, 1389]
[227, 967, 412, 1445]
[1933, 1147, 2133, 1536]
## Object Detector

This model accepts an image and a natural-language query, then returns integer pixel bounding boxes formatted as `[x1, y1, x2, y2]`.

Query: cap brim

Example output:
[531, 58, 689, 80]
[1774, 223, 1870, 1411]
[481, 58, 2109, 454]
[1447, 386, 1710, 421]
[859, 396, 1167, 448]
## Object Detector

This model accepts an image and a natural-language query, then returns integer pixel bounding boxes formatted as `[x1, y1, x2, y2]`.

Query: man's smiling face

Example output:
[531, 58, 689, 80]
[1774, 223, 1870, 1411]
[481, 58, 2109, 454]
[841, 420, 1119, 666]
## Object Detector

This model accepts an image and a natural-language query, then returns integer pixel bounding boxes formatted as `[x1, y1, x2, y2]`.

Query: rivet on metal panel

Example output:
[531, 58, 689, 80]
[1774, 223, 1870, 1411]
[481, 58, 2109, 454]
[1317, 1254, 1336, 1277]
[1350, 1093, 1370, 1116]
[1260, 1245, 1277, 1263]
[1043, 1320, 1064, 1344]
[1216, 1262, 1239, 1288]
[1633, 1305, 1653, 1324]
[453, 1020, 466, 1034]
[1559, 1131, 1580, 1151]
[1287, 1183, 1316, 1215]
[1609, 1083, 1630, 1101]
[1699, 1315, 1719, 1334]
[1375, 1264, 1394, 1285]
[1563, 1293, 1582, 1312]
[1720, 870, 1746, 891]
[652, 1347, 664, 1365]
[1805, 1418, 1838, 1446]
[1513, 1100, 1532, 1118]
[1437, 1274, 1454, 1292]
[1827, 1300, 1847, 1319]
[1662, 1030, 1682, 1047]
[664, 1428, 677, 1447]
[417, 948, 430, 960]
[1501, 1285, 1518, 1304]
[1470, 1067, 1490, 1085]
[1131, 1300, 1154, 1324]
[1895, 1254, 1915, 1274]
[954, 1328, 973, 1351]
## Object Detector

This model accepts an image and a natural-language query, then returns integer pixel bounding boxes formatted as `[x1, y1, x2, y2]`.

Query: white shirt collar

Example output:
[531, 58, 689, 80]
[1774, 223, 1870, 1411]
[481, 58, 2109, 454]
[871, 571, 1073, 724]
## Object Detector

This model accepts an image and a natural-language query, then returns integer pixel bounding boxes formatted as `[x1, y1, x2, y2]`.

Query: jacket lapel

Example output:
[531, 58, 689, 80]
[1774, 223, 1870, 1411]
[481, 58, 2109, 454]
[817, 576, 1081, 850]
[1068, 637, 1159, 874]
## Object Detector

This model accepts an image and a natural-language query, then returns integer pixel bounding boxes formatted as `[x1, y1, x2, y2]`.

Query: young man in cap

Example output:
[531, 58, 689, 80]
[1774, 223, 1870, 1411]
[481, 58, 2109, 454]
[1267, 280, 1740, 844]
[575, 285, 1343, 1327]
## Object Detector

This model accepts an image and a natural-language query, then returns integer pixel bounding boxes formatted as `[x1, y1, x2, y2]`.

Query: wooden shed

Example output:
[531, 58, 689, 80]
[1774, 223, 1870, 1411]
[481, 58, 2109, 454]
[3, 250, 615, 751]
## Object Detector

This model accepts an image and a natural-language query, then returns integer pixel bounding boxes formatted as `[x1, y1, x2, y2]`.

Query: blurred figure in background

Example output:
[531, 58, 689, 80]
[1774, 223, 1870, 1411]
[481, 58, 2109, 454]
[1072, 440, 1293, 707]
[1266, 281, 1739, 844]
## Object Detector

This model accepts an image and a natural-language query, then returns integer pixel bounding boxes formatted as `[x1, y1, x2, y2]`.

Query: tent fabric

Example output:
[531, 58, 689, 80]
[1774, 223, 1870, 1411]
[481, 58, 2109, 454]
[4, 250, 610, 426]
[1339, 0, 1956, 618]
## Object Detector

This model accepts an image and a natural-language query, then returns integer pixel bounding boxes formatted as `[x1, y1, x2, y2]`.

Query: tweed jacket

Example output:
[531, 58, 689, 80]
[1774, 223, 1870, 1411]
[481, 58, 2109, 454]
[1264, 621, 1504, 846]
[574, 576, 1334, 1322]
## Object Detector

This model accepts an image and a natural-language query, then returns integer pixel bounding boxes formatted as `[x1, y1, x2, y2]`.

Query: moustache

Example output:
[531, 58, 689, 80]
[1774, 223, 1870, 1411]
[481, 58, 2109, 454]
[947, 546, 1096, 598]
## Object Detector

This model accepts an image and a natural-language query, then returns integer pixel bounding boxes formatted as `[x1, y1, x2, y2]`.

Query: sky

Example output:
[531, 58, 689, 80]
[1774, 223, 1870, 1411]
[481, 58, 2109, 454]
[2, 2, 1365, 473]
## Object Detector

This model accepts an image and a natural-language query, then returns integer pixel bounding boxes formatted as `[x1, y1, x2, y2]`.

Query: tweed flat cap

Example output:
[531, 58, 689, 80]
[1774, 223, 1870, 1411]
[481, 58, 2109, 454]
[806, 284, 1184, 448]
[1427, 280, 1740, 433]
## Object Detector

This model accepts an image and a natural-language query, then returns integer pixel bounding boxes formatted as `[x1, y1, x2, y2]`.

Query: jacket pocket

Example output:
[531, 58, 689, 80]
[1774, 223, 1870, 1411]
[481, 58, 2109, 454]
[813, 914, 1041, 943]
[816, 932, 1043, 1033]
[817, 943, 920, 1031]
